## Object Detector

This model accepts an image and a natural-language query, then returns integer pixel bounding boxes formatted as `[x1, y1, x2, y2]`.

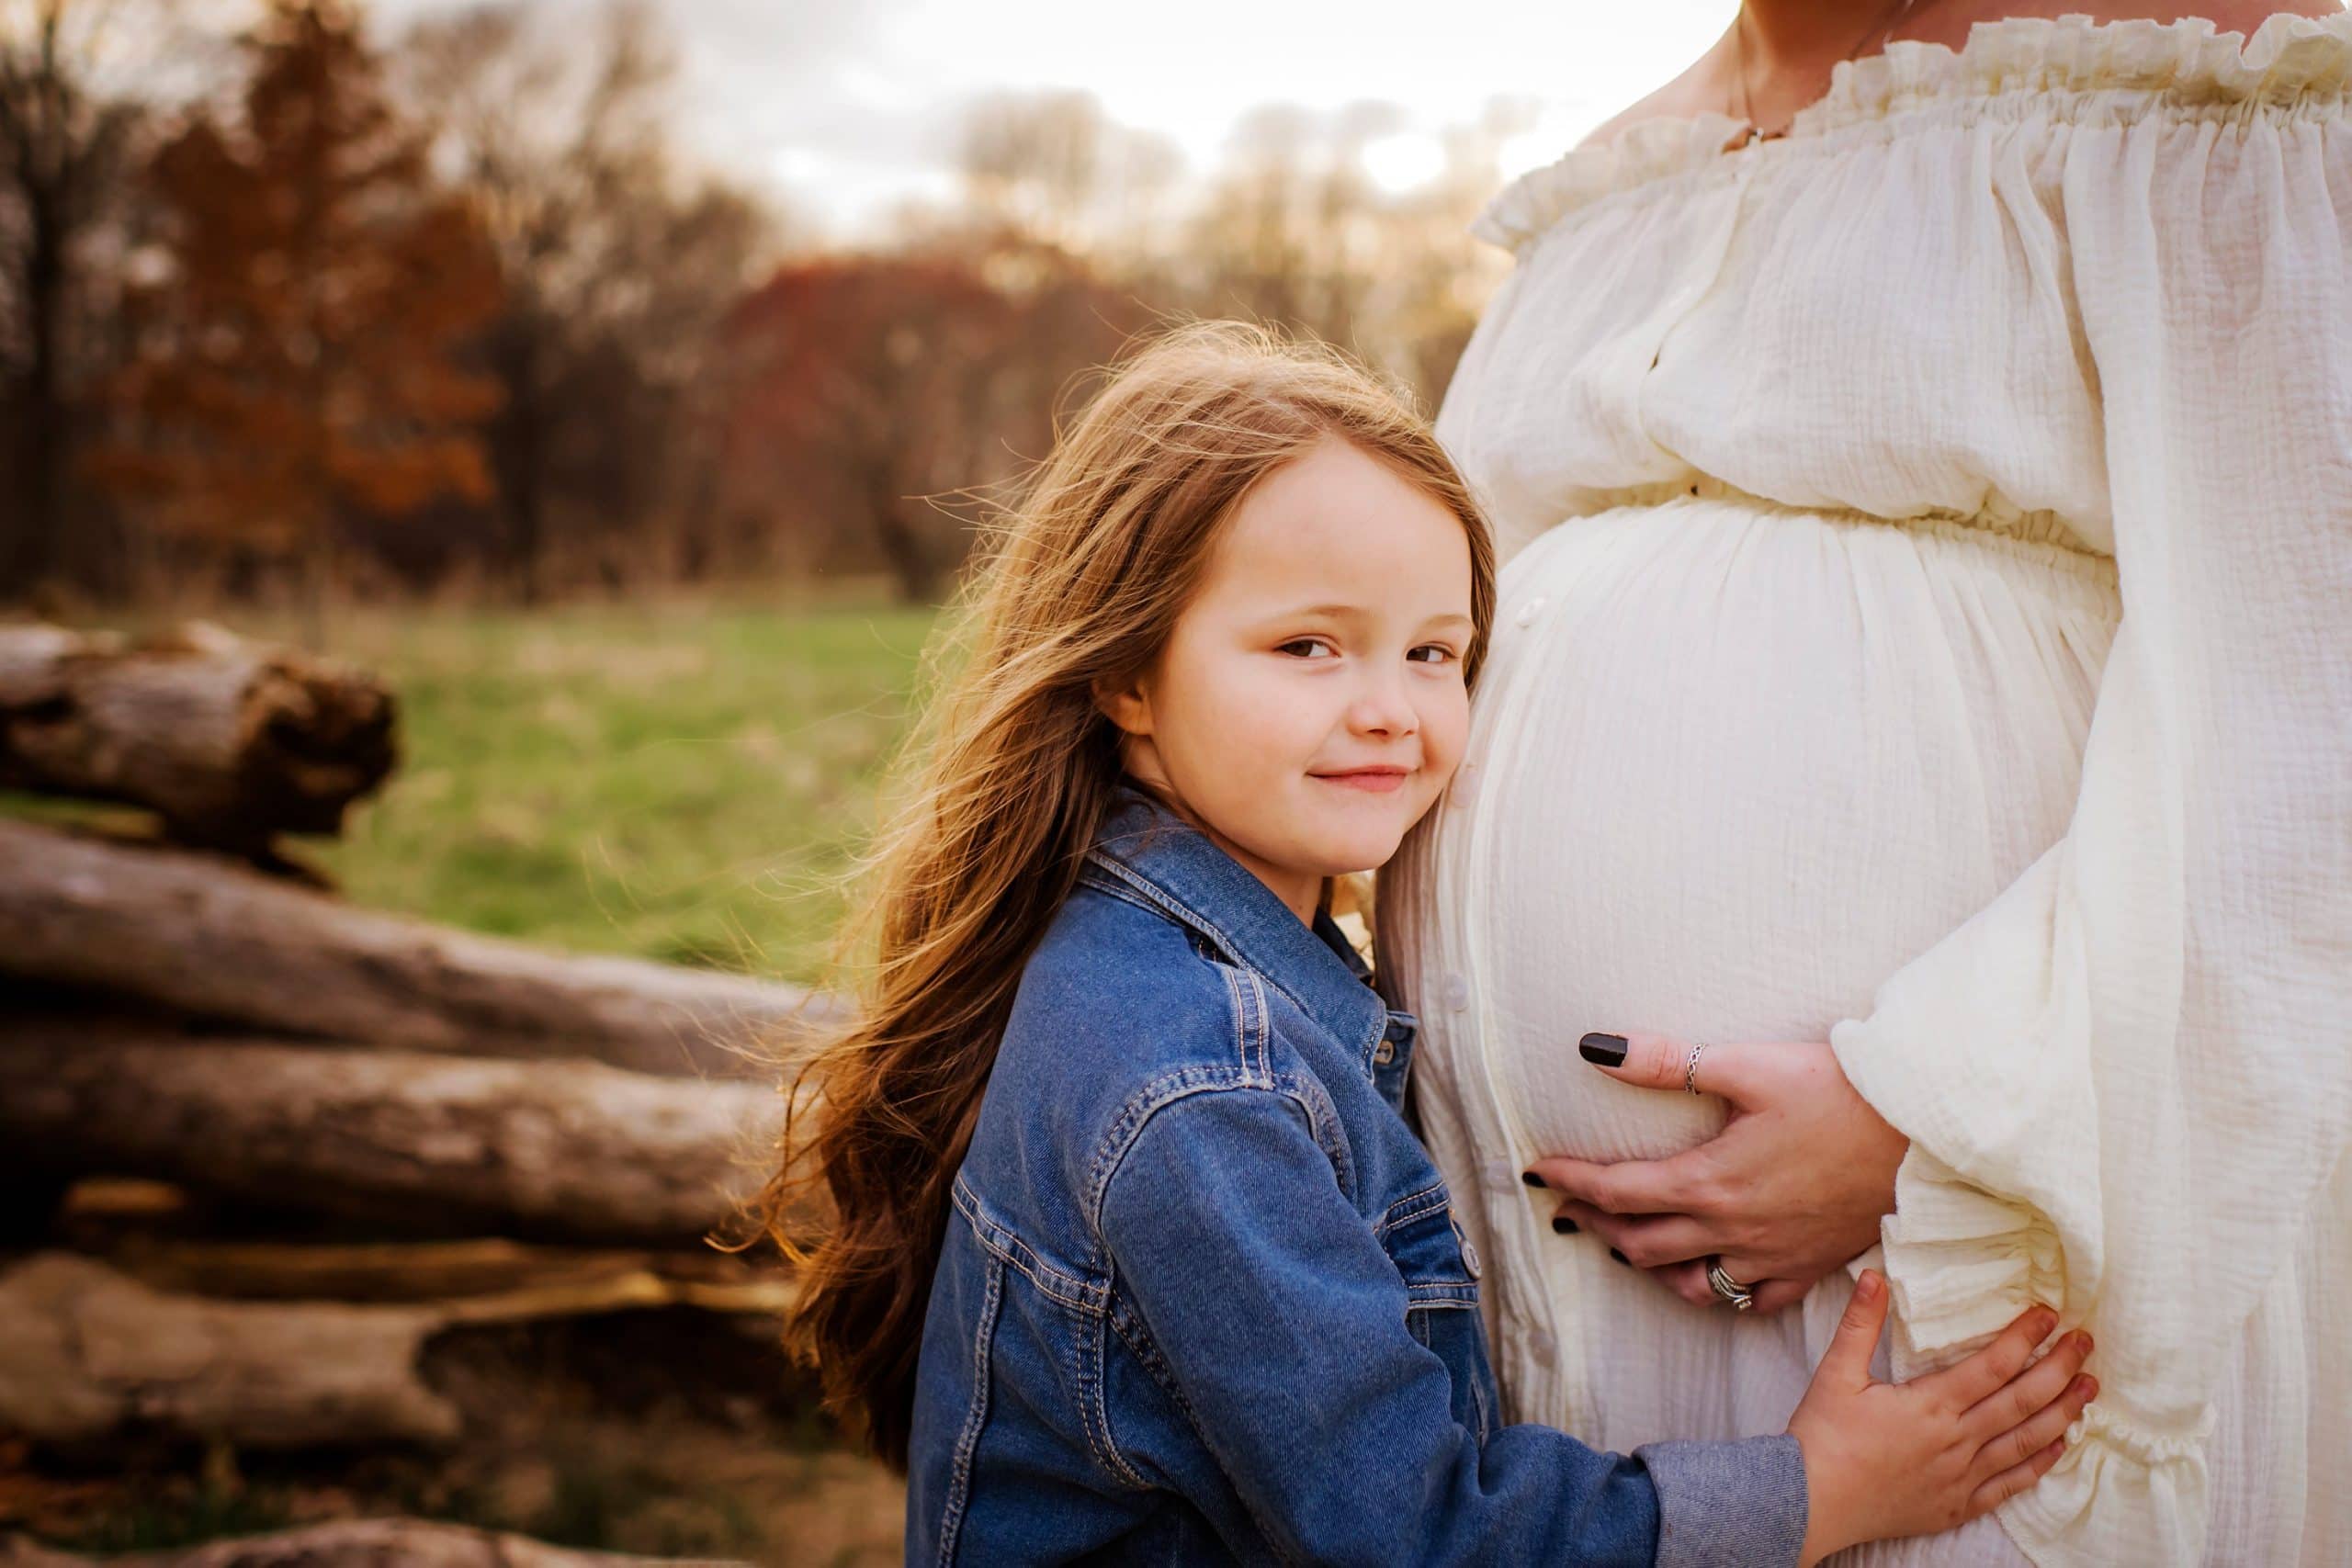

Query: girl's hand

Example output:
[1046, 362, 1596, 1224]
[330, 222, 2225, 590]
[1789, 1270, 2095, 1565]
[1525, 1032, 1906, 1311]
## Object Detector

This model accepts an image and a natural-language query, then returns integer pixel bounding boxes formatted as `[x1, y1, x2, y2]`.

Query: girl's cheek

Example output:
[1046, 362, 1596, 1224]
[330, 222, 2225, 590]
[1428, 689, 1472, 768]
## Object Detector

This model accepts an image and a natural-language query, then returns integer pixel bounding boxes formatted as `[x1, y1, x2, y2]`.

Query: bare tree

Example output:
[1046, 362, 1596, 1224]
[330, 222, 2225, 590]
[957, 87, 1183, 260]
[393, 0, 778, 599]
[0, 0, 187, 599]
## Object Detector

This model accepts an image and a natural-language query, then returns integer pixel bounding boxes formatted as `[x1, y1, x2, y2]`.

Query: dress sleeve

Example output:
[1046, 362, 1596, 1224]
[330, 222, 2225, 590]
[1826, 107, 2352, 1565]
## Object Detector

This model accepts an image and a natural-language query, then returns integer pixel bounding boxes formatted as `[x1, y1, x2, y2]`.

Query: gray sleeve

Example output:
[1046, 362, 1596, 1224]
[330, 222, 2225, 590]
[1634, 1432, 1809, 1568]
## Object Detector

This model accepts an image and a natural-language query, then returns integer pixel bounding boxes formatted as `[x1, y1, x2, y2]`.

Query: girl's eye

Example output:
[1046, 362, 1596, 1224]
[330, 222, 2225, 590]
[1277, 638, 1337, 660]
[1408, 644, 1459, 665]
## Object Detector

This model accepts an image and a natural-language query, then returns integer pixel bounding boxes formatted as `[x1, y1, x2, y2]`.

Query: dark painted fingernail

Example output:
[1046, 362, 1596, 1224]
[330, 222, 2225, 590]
[1522, 1171, 1545, 1189]
[1551, 1216, 1577, 1235]
[1579, 1032, 1628, 1066]
[1609, 1247, 1630, 1267]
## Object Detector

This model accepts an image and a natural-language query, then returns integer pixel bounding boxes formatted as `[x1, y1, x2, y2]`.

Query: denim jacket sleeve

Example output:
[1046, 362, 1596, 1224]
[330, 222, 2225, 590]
[1096, 1083, 1808, 1567]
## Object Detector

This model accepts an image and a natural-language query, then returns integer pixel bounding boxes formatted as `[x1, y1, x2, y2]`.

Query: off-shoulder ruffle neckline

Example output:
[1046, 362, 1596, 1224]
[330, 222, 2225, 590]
[1475, 9, 2352, 252]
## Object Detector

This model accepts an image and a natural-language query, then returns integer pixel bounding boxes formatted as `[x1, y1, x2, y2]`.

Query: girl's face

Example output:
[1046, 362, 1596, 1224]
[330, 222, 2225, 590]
[1102, 437, 1476, 923]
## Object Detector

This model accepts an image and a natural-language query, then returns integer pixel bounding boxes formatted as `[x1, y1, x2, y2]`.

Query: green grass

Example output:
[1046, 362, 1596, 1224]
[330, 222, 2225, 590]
[7, 587, 938, 986]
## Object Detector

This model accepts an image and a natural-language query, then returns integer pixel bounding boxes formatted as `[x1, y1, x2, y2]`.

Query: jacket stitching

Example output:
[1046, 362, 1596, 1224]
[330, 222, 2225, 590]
[953, 1175, 1107, 1314]
[1081, 852, 1362, 1043]
[936, 1247, 1003, 1566]
[1372, 1179, 1451, 1237]
[1108, 1297, 1198, 1427]
[1075, 1297, 1154, 1491]
[1073, 867, 1165, 921]
[1221, 963, 1272, 1088]
[1086, 1071, 1352, 1236]
[1407, 1283, 1482, 1305]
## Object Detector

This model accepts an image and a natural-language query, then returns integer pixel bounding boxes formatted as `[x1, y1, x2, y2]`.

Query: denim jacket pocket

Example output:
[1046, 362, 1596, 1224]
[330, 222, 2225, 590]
[1375, 1183, 1494, 1444]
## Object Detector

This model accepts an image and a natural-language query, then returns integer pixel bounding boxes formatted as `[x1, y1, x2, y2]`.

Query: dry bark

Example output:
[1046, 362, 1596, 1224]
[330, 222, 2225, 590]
[0, 1250, 796, 1455]
[0, 817, 834, 1078]
[0, 1513, 749, 1565]
[0, 622, 395, 852]
[85, 1235, 791, 1308]
[0, 1029, 792, 1247]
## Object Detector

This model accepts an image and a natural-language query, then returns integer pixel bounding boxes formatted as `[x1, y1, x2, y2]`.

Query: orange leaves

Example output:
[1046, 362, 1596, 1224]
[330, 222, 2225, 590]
[92, 1, 503, 553]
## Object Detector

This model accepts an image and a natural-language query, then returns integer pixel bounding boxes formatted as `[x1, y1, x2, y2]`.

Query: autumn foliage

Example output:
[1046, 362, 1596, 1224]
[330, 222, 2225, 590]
[91, 1, 502, 565]
[2, 0, 1516, 611]
[718, 241, 1149, 602]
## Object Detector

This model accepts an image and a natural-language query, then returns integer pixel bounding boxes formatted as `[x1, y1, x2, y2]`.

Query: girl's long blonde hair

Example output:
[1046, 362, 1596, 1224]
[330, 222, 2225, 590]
[736, 321, 1496, 1469]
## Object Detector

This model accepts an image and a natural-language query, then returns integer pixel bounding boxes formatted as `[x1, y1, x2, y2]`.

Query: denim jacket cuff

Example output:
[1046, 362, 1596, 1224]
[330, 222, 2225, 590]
[1634, 1431, 1808, 1568]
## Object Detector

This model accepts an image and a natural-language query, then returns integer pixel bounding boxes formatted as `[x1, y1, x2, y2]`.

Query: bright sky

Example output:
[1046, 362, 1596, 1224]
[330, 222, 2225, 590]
[373, 0, 1740, 238]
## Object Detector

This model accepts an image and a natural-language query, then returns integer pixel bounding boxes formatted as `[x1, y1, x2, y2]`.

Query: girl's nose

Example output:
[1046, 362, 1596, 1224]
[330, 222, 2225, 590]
[1349, 675, 1419, 738]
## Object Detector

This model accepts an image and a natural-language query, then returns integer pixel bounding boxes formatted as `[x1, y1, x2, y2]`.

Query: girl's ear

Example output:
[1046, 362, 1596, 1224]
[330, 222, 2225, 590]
[1093, 673, 1153, 739]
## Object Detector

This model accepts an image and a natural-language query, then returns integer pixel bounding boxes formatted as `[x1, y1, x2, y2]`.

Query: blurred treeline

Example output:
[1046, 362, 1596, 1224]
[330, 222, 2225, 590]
[1, 0, 1523, 615]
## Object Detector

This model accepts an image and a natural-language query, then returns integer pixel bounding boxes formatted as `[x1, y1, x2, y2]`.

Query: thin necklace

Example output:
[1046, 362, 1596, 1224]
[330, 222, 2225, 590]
[1731, 0, 1927, 142]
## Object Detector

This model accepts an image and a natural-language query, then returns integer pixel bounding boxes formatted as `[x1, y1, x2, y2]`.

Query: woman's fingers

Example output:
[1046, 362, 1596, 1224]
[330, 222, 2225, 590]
[1963, 1332, 2093, 1443]
[1971, 1373, 2097, 1492]
[1525, 1148, 1719, 1217]
[1925, 1303, 2060, 1412]
[1653, 1258, 1721, 1308]
[1749, 1277, 1811, 1314]
[1548, 1199, 1714, 1269]
[1546, 1200, 1807, 1313]
[1573, 1030, 1782, 1106]
[1575, 1030, 1699, 1090]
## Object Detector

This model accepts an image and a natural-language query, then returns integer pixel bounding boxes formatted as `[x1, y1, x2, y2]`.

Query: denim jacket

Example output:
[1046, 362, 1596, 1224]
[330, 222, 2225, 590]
[904, 785, 1809, 1565]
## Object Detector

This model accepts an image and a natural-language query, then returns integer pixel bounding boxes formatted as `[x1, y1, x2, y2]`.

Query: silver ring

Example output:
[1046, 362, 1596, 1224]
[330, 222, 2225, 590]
[1682, 1039, 1710, 1096]
[1706, 1258, 1757, 1312]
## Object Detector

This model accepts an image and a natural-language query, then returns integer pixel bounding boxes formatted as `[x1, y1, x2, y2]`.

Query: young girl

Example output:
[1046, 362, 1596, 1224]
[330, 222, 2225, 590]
[753, 322, 2095, 1565]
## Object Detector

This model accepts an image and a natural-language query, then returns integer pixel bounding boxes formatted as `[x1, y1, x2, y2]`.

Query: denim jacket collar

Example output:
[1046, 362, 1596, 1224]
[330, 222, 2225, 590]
[1083, 783, 1415, 1077]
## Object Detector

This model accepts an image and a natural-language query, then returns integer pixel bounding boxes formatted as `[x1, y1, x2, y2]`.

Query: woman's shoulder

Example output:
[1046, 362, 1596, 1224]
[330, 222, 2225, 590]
[1578, 3, 2346, 153]
[1575, 67, 1730, 155]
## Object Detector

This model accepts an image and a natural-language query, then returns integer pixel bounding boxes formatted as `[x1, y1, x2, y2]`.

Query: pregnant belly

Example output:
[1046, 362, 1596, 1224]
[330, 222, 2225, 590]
[1383, 499, 2118, 1165]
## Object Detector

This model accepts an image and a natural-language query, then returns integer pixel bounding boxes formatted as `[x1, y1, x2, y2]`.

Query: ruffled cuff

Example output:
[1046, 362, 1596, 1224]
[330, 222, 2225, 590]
[1876, 1148, 2214, 1564]
[1876, 1144, 2067, 1374]
[1998, 1404, 2212, 1568]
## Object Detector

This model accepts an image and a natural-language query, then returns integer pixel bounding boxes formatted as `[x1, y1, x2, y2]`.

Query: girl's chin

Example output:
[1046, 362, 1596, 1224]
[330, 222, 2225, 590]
[1295, 830, 1409, 880]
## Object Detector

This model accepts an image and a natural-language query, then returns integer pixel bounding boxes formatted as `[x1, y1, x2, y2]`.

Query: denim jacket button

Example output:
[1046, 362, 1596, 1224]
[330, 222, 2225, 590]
[1372, 1038, 1396, 1066]
[1451, 1216, 1483, 1280]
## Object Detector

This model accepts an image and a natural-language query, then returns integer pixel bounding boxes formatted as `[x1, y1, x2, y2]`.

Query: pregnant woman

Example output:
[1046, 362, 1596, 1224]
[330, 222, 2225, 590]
[1379, 3, 2351, 1563]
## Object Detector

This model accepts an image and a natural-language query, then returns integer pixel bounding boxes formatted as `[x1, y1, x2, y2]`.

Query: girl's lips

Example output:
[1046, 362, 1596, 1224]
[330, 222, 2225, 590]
[1313, 768, 1410, 794]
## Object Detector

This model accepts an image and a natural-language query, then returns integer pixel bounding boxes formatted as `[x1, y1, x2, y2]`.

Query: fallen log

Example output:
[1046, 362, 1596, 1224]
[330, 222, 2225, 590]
[0, 1514, 749, 1566]
[0, 622, 395, 853]
[0, 1251, 465, 1450]
[0, 1030, 793, 1247]
[0, 1251, 797, 1455]
[82, 1233, 789, 1307]
[0, 817, 836, 1078]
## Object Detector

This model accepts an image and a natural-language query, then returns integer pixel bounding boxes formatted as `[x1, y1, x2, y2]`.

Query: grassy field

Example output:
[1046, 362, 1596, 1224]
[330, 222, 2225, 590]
[9, 587, 940, 987]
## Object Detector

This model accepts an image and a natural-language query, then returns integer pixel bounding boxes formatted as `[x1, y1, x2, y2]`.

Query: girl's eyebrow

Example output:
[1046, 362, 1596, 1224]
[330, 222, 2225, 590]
[1257, 604, 1476, 628]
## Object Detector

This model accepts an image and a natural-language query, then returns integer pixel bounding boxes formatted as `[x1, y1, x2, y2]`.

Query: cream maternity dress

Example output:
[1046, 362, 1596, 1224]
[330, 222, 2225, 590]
[1380, 14, 2352, 1565]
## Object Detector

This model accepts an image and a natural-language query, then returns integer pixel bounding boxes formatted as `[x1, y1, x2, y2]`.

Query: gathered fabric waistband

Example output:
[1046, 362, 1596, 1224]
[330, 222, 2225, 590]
[1568, 475, 2118, 581]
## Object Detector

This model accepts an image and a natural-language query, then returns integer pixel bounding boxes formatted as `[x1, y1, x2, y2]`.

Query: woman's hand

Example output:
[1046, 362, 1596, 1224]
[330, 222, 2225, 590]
[1524, 1032, 1907, 1312]
[1790, 1270, 2095, 1564]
